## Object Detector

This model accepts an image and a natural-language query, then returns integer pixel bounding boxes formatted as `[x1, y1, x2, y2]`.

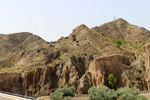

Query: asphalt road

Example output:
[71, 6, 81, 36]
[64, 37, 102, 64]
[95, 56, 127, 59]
[0, 93, 29, 100]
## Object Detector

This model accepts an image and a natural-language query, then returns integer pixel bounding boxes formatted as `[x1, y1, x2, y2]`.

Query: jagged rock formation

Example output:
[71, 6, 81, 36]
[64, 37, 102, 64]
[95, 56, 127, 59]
[1, 18, 150, 97]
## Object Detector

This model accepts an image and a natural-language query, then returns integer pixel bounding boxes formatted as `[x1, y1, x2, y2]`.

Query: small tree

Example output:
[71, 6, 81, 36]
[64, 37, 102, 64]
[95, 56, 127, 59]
[107, 74, 117, 89]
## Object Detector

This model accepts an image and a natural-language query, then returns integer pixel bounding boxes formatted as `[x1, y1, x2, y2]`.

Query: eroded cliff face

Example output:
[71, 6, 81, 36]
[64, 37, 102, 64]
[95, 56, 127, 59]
[0, 54, 150, 96]
[0, 56, 88, 96]
[88, 55, 130, 87]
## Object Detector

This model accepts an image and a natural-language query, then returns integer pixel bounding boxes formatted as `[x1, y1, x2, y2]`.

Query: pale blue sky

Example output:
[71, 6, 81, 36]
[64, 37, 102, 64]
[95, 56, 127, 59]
[0, 0, 150, 41]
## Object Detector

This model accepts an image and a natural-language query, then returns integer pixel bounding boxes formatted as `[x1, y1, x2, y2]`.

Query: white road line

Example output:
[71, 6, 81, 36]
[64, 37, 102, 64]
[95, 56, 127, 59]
[0, 93, 29, 100]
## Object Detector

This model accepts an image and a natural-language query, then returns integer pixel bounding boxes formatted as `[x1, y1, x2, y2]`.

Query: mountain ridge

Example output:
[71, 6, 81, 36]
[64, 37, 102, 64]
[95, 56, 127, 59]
[0, 18, 150, 97]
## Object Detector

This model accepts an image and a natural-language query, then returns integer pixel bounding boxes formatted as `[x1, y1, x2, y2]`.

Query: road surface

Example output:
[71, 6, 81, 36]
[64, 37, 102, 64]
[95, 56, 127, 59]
[0, 93, 29, 100]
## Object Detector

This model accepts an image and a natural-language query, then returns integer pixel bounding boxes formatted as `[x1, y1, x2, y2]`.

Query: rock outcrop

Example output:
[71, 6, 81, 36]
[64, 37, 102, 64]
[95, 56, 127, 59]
[88, 55, 130, 87]
[0, 73, 22, 93]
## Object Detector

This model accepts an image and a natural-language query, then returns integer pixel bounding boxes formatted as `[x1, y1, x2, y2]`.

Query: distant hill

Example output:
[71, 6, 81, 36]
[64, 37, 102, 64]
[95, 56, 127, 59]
[0, 32, 44, 57]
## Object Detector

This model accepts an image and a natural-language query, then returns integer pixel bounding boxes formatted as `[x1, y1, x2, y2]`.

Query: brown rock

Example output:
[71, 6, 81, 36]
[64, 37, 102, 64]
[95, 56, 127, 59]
[57, 56, 85, 90]
[88, 54, 130, 87]
[77, 72, 93, 94]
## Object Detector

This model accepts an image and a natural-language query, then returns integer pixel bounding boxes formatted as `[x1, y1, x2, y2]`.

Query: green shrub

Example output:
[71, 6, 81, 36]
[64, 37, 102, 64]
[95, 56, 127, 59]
[46, 42, 50, 44]
[63, 96, 72, 100]
[111, 40, 115, 43]
[50, 92, 63, 100]
[116, 40, 122, 48]
[88, 86, 147, 100]
[116, 44, 120, 48]
[138, 42, 146, 49]
[50, 87, 74, 100]
[118, 93, 147, 100]
[116, 87, 140, 100]
[21, 69, 24, 73]
[116, 40, 122, 45]
[118, 93, 136, 100]
[107, 74, 117, 89]
[100, 32, 104, 35]
[56, 87, 74, 97]
[136, 95, 147, 100]
[88, 86, 117, 100]
[111, 40, 122, 48]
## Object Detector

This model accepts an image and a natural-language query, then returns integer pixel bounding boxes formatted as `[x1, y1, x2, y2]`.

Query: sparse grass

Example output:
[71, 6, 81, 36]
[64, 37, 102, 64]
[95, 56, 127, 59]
[132, 41, 146, 49]
[138, 41, 146, 49]
[2, 62, 14, 68]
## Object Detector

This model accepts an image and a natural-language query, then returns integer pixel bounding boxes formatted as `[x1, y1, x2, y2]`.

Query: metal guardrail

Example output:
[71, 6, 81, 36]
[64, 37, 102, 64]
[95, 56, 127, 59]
[0, 91, 36, 100]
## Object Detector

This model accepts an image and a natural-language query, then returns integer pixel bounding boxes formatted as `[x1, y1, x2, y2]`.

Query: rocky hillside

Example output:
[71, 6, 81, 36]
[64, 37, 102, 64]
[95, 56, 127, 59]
[0, 18, 150, 97]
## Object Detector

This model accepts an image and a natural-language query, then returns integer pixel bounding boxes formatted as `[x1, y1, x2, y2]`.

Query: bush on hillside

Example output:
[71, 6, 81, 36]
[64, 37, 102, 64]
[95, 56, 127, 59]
[112, 40, 122, 48]
[88, 86, 147, 100]
[116, 40, 122, 45]
[116, 87, 140, 97]
[88, 86, 117, 100]
[50, 87, 74, 100]
[136, 95, 147, 100]
[116, 87, 143, 100]
[63, 96, 72, 100]
[50, 92, 63, 100]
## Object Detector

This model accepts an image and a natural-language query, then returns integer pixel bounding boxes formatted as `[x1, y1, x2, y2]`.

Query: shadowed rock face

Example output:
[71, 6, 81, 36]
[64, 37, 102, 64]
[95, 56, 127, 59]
[1, 18, 150, 96]
[0, 73, 22, 93]
[139, 42, 150, 90]
[0, 56, 87, 96]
